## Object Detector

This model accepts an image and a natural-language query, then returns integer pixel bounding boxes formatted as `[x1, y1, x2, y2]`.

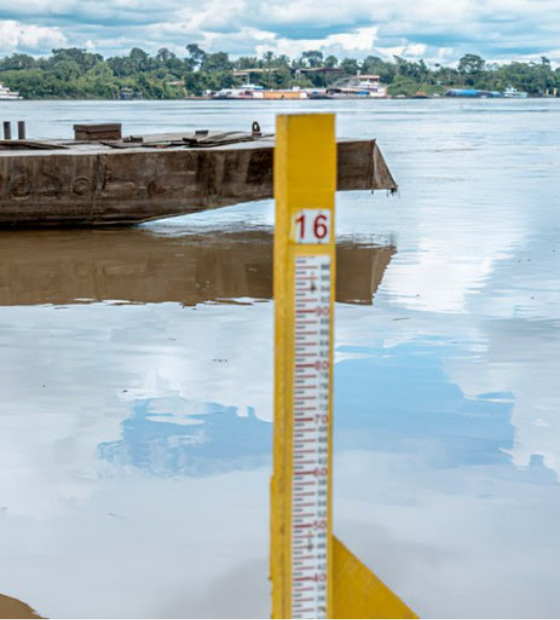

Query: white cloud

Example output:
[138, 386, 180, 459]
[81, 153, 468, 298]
[1, 0, 560, 60]
[0, 20, 66, 52]
[377, 42, 429, 61]
[258, 0, 382, 27]
[255, 26, 379, 58]
[0, 0, 74, 14]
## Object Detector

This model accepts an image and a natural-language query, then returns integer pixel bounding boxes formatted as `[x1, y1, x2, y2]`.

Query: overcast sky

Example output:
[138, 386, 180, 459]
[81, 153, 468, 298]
[0, 0, 559, 63]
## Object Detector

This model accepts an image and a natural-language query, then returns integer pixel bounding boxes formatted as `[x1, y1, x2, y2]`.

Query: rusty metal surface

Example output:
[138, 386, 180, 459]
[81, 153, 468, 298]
[0, 132, 397, 227]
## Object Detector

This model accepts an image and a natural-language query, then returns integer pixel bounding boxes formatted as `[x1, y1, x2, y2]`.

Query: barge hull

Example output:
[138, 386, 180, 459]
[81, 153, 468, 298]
[0, 136, 396, 227]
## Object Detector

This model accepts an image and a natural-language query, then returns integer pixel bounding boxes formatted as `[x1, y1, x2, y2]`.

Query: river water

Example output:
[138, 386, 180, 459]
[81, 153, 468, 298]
[0, 99, 559, 618]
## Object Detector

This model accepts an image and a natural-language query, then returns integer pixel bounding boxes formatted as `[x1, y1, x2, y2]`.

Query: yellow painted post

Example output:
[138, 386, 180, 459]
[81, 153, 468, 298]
[271, 113, 418, 620]
[272, 113, 336, 619]
[332, 536, 418, 619]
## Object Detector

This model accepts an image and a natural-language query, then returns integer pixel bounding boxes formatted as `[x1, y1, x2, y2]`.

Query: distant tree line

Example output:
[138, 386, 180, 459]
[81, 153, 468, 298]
[0, 46, 558, 99]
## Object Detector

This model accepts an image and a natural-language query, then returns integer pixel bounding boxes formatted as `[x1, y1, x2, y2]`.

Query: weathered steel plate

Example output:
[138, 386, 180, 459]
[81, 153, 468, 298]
[0, 132, 396, 227]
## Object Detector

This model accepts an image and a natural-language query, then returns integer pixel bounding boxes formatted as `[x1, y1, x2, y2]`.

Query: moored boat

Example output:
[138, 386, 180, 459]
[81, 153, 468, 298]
[0, 83, 23, 100]
[503, 86, 528, 98]
[327, 74, 388, 99]
[212, 85, 307, 100]
[445, 88, 502, 98]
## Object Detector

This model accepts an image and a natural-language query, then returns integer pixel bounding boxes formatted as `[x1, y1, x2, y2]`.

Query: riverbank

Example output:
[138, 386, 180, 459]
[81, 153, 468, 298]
[2, 47, 558, 101]
[2, 93, 558, 101]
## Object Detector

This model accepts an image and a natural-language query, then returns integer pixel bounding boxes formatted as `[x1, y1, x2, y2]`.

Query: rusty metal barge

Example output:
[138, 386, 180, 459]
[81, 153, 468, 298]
[0, 122, 396, 227]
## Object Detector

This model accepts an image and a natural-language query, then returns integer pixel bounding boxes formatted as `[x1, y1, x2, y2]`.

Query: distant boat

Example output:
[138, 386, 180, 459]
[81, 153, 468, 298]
[445, 88, 502, 98]
[119, 87, 142, 100]
[212, 84, 307, 100]
[0, 83, 22, 100]
[326, 74, 388, 99]
[212, 84, 263, 99]
[503, 86, 528, 98]
[306, 89, 330, 99]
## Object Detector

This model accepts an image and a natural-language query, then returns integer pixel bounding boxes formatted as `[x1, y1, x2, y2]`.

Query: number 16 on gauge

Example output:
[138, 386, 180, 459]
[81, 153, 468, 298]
[292, 209, 332, 244]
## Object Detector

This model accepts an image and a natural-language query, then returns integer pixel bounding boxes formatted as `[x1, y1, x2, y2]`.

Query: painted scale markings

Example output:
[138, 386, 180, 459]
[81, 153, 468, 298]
[291, 254, 331, 619]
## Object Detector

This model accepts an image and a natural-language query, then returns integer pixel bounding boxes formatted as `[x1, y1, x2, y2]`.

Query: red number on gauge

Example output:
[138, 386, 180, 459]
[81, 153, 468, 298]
[293, 210, 331, 244]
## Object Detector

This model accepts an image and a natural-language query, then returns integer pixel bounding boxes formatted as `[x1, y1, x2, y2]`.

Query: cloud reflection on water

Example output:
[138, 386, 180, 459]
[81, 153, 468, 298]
[1, 99, 560, 618]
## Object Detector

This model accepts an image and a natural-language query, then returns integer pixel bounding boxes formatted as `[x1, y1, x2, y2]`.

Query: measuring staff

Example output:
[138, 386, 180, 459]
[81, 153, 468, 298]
[271, 113, 418, 620]
[272, 113, 336, 619]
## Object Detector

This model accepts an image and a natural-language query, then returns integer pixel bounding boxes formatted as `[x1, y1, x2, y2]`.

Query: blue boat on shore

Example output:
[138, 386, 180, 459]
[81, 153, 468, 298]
[445, 88, 503, 98]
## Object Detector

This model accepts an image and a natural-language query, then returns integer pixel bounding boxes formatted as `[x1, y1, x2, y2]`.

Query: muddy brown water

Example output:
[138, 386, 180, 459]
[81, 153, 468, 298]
[4, 227, 391, 620]
[0, 99, 560, 618]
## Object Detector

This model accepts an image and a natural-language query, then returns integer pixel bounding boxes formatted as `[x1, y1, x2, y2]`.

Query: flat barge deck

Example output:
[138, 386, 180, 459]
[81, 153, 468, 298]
[0, 127, 397, 227]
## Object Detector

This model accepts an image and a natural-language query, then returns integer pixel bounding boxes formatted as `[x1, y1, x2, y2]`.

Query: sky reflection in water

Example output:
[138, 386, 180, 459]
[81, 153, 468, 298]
[0, 99, 559, 619]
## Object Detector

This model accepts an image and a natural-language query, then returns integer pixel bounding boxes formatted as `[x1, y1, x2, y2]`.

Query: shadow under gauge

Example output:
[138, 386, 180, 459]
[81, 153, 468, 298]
[0, 593, 43, 619]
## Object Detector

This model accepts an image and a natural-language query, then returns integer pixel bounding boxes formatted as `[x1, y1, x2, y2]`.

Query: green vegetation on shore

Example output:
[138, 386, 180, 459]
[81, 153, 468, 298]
[0, 46, 558, 99]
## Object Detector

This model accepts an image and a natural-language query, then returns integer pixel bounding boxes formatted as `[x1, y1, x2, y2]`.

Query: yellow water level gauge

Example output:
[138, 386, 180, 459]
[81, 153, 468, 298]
[271, 113, 418, 620]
